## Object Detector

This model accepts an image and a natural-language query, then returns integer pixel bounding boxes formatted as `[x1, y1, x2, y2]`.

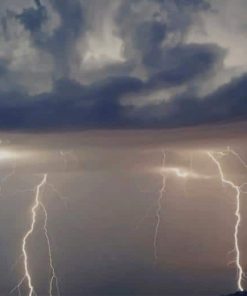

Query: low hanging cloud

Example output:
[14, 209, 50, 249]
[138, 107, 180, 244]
[0, 0, 246, 131]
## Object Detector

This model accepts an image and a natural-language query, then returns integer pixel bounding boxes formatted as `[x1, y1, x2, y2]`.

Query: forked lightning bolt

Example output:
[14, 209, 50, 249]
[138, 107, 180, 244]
[153, 151, 166, 264]
[13, 174, 60, 296]
[4, 145, 247, 295]
[22, 174, 47, 296]
[208, 152, 244, 291]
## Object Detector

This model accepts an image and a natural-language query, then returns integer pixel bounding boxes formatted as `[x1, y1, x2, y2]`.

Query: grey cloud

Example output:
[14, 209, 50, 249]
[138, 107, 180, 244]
[46, 0, 84, 78]
[16, 0, 48, 33]
[147, 43, 226, 86]
[15, 0, 84, 78]
[0, 67, 246, 131]
[0, 59, 8, 77]
[0, 0, 246, 131]
[130, 73, 247, 128]
[114, 0, 213, 82]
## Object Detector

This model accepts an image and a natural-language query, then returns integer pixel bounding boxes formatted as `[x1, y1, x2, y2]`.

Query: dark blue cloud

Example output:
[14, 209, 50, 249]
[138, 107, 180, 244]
[16, 0, 48, 33]
[157, 0, 211, 10]
[147, 43, 225, 86]
[45, 0, 84, 77]
[0, 0, 246, 131]
[116, 0, 213, 78]
[0, 69, 246, 131]
[0, 76, 139, 130]
[142, 73, 247, 128]
[0, 59, 8, 77]
[134, 20, 167, 54]
[15, 0, 84, 78]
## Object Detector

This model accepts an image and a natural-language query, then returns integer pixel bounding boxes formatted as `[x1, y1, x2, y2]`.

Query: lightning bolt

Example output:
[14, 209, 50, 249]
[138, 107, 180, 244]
[21, 174, 47, 296]
[162, 167, 211, 180]
[152, 152, 211, 264]
[12, 174, 60, 296]
[153, 150, 166, 264]
[207, 151, 244, 291]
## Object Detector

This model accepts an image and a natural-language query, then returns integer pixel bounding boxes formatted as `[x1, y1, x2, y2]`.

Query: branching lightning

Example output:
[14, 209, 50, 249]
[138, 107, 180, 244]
[137, 146, 247, 293]
[2, 143, 247, 295]
[12, 174, 60, 296]
[153, 150, 166, 264]
[152, 152, 211, 264]
[20, 174, 47, 296]
[208, 151, 244, 291]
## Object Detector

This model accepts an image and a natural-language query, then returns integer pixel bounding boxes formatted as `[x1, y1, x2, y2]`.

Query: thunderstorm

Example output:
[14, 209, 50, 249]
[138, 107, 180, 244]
[1, 0, 247, 294]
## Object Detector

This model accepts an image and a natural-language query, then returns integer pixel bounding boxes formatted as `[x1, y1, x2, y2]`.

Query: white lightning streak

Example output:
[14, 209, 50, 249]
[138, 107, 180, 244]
[153, 151, 166, 264]
[15, 174, 60, 296]
[162, 167, 211, 180]
[208, 152, 244, 291]
[22, 174, 47, 296]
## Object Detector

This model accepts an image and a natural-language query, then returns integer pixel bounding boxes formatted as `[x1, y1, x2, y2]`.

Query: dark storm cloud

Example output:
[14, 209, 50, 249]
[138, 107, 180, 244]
[0, 76, 142, 130]
[15, 0, 84, 78]
[0, 59, 8, 77]
[133, 20, 167, 68]
[115, 0, 211, 74]
[0, 68, 246, 131]
[147, 43, 225, 87]
[128, 73, 247, 128]
[0, 0, 246, 131]
[157, 0, 210, 10]
[16, 0, 48, 33]
[46, 0, 84, 77]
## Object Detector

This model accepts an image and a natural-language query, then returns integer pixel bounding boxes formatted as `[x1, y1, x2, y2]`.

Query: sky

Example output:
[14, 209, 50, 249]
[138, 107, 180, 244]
[0, 0, 247, 295]
[0, 0, 247, 130]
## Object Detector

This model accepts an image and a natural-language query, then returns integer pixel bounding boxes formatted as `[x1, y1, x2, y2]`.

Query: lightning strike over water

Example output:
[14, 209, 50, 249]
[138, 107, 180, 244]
[208, 152, 244, 292]
[153, 151, 166, 264]
[15, 174, 60, 296]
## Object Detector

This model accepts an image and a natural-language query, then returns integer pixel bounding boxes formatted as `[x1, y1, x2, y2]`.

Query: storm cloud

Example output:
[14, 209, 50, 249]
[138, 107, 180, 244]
[0, 0, 247, 131]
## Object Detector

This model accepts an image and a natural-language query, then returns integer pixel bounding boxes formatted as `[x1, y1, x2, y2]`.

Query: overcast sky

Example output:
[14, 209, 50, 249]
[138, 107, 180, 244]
[1, 1, 247, 296]
[0, 0, 246, 130]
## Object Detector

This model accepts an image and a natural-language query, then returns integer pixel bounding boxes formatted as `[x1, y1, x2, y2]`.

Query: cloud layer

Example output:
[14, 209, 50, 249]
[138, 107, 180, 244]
[0, 0, 247, 130]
